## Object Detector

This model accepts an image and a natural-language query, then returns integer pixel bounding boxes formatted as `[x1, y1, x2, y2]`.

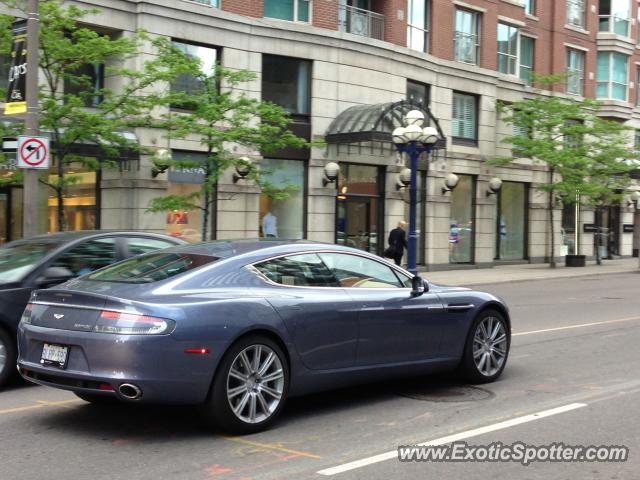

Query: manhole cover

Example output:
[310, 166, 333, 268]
[396, 382, 494, 403]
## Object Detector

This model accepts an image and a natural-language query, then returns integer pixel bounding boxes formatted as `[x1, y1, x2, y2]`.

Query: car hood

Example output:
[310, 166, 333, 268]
[427, 283, 472, 294]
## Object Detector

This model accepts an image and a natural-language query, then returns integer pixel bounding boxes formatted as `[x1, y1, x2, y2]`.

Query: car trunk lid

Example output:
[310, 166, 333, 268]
[30, 290, 107, 332]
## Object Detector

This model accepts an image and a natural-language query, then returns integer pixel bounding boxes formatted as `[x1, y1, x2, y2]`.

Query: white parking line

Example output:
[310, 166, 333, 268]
[513, 315, 640, 337]
[316, 403, 587, 476]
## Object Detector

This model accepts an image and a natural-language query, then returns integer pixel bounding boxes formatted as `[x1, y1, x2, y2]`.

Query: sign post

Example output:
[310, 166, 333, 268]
[24, 0, 40, 237]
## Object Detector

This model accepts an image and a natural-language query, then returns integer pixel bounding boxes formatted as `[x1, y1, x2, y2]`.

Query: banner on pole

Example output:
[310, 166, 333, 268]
[5, 19, 28, 115]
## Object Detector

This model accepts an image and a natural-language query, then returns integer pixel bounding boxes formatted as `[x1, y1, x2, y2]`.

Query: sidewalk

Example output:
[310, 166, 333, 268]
[418, 258, 640, 286]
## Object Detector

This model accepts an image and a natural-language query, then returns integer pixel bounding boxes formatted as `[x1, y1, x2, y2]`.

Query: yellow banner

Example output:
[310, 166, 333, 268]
[4, 101, 26, 115]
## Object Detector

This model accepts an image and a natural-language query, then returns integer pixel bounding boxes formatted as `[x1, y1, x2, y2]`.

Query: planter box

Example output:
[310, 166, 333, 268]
[565, 254, 586, 267]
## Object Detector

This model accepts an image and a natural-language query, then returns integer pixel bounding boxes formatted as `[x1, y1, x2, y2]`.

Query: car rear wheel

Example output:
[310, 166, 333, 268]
[0, 329, 17, 390]
[203, 335, 289, 434]
[459, 310, 510, 383]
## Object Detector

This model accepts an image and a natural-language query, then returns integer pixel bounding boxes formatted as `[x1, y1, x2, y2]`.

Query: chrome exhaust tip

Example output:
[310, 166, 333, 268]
[118, 383, 142, 400]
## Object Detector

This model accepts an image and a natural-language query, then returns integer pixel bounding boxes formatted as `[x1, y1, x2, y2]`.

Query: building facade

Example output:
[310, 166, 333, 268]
[1, 0, 640, 269]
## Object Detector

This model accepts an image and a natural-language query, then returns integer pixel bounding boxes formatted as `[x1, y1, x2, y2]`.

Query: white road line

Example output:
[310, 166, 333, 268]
[513, 315, 640, 336]
[317, 403, 587, 476]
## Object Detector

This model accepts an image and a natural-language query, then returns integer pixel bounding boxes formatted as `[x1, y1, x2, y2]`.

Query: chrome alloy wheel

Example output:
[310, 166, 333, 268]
[226, 344, 285, 424]
[472, 316, 508, 377]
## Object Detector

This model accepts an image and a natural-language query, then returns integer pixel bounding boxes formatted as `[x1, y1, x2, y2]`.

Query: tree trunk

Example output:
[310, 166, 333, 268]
[202, 187, 209, 242]
[56, 155, 65, 232]
[549, 168, 556, 268]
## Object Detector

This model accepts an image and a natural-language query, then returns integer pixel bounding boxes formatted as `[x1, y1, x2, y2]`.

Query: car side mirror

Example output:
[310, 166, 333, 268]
[411, 275, 427, 297]
[36, 267, 75, 288]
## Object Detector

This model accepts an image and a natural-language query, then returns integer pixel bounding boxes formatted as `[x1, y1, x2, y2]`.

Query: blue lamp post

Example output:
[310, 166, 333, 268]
[392, 110, 439, 275]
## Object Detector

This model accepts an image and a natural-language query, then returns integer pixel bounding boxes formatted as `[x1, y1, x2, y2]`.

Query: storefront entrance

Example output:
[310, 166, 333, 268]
[335, 164, 383, 256]
[0, 187, 22, 245]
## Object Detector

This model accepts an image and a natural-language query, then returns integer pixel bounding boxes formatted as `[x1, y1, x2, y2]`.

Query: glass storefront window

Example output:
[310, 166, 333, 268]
[47, 166, 97, 233]
[449, 175, 475, 263]
[562, 202, 576, 255]
[495, 182, 527, 260]
[166, 151, 209, 243]
[259, 158, 305, 239]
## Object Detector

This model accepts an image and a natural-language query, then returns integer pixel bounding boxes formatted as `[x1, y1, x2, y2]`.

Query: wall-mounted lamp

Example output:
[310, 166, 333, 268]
[441, 173, 460, 194]
[323, 161, 340, 187]
[486, 177, 503, 196]
[233, 157, 252, 183]
[628, 190, 640, 208]
[151, 148, 171, 178]
[396, 167, 412, 190]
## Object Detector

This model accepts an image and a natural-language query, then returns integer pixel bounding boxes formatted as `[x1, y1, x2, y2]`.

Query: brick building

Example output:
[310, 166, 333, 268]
[1, 0, 639, 268]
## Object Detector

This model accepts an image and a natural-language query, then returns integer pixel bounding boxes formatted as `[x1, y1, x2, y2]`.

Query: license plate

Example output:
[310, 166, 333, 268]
[41, 343, 69, 369]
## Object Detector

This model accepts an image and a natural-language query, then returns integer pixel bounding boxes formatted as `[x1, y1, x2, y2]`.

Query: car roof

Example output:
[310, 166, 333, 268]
[4, 230, 186, 247]
[162, 238, 375, 261]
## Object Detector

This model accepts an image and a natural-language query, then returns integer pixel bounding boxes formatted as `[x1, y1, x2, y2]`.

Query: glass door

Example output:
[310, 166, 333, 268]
[0, 191, 8, 245]
[336, 196, 380, 254]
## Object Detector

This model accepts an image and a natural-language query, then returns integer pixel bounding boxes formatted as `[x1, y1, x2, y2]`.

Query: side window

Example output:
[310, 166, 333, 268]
[317, 253, 405, 288]
[126, 237, 176, 257]
[51, 238, 117, 276]
[254, 254, 338, 287]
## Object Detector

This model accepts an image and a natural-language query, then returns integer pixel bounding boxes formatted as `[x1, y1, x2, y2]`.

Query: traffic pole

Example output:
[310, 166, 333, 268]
[23, 0, 39, 238]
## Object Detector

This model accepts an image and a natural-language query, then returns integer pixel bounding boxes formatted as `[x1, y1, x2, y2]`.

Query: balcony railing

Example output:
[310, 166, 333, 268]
[338, 5, 385, 41]
[598, 14, 630, 37]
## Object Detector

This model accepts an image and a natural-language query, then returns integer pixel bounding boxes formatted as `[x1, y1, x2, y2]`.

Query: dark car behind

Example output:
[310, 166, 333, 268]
[0, 231, 185, 389]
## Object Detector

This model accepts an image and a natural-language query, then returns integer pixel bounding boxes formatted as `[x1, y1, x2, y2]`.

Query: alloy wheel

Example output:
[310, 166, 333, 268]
[226, 344, 285, 424]
[0, 338, 6, 377]
[472, 316, 508, 377]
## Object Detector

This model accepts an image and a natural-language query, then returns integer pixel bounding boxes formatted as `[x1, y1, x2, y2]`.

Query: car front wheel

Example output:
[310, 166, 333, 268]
[0, 329, 16, 390]
[203, 335, 289, 434]
[460, 310, 510, 383]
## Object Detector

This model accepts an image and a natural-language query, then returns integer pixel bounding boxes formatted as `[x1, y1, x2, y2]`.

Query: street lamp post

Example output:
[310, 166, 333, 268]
[392, 110, 439, 275]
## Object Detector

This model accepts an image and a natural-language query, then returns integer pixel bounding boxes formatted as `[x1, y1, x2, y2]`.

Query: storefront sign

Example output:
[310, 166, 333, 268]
[583, 224, 597, 233]
[623, 224, 634, 233]
[168, 166, 206, 184]
[5, 20, 28, 115]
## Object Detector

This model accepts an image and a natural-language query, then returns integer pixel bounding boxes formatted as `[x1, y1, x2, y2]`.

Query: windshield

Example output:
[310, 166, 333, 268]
[0, 241, 61, 283]
[87, 252, 218, 283]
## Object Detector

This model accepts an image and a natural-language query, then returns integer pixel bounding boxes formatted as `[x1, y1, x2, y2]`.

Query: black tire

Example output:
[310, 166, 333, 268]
[74, 392, 118, 404]
[459, 309, 510, 384]
[202, 335, 289, 434]
[0, 328, 17, 390]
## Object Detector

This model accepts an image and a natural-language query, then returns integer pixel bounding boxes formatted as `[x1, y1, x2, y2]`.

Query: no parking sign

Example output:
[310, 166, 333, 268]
[17, 135, 50, 169]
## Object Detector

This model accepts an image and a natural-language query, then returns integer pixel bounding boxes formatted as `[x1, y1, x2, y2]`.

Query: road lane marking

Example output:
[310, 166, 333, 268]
[316, 403, 587, 476]
[513, 315, 640, 336]
[0, 399, 81, 415]
[223, 436, 322, 459]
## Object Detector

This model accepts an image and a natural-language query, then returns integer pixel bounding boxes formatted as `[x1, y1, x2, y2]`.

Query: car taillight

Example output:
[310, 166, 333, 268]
[94, 310, 175, 335]
[20, 304, 33, 325]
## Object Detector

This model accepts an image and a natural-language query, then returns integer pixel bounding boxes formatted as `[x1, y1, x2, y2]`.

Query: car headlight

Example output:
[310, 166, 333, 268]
[94, 310, 175, 335]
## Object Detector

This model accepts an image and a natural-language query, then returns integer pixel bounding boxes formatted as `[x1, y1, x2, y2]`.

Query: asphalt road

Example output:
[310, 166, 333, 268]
[1, 272, 638, 480]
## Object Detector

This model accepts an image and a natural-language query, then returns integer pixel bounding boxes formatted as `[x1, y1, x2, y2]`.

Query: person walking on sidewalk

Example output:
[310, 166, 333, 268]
[386, 221, 408, 266]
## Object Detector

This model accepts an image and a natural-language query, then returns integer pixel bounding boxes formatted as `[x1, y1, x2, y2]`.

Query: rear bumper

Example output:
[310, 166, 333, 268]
[17, 323, 220, 405]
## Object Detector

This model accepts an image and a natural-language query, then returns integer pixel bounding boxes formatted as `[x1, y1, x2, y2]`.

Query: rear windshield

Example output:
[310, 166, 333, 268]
[87, 252, 218, 283]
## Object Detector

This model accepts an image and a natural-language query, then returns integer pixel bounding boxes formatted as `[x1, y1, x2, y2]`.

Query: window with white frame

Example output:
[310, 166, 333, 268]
[264, 0, 311, 22]
[566, 48, 585, 95]
[519, 36, 534, 85]
[454, 9, 481, 65]
[566, 0, 586, 28]
[597, 52, 629, 101]
[452, 92, 478, 143]
[637, 68, 640, 106]
[407, 0, 429, 53]
[598, 0, 630, 36]
[497, 23, 519, 76]
[524, 0, 535, 16]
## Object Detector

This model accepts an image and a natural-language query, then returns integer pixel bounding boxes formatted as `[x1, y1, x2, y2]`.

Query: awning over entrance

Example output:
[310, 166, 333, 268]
[325, 100, 446, 148]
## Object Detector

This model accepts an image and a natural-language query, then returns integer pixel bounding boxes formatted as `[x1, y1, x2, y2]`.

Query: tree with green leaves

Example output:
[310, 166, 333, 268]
[146, 45, 308, 241]
[491, 75, 637, 267]
[0, 0, 188, 231]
